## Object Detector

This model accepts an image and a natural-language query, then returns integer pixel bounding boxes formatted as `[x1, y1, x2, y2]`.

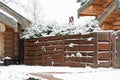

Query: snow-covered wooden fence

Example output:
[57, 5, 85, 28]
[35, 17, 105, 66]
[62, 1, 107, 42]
[24, 32, 116, 68]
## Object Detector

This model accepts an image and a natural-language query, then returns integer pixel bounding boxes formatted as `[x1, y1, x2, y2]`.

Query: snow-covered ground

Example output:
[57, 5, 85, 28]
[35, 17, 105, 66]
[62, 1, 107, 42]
[0, 65, 120, 80]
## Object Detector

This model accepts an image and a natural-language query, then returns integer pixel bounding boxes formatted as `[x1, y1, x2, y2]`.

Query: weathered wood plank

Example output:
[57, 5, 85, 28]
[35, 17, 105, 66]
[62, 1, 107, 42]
[98, 53, 111, 60]
[68, 57, 94, 63]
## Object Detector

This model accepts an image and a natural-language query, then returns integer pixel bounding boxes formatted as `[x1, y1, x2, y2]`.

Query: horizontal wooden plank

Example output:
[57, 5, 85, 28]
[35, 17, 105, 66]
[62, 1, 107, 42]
[43, 59, 63, 63]
[4, 40, 13, 43]
[44, 53, 62, 57]
[64, 39, 93, 45]
[64, 51, 94, 56]
[80, 40, 94, 44]
[24, 42, 37, 47]
[98, 43, 110, 51]
[43, 41, 64, 46]
[67, 57, 94, 63]
[4, 36, 13, 39]
[98, 62, 111, 67]
[25, 38, 43, 43]
[4, 44, 13, 48]
[80, 46, 94, 51]
[45, 45, 64, 51]
[43, 51, 64, 55]
[64, 33, 95, 39]
[79, 33, 95, 38]
[25, 47, 40, 51]
[25, 51, 41, 56]
[68, 61, 86, 67]
[64, 46, 79, 51]
[25, 56, 42, 60]
[64, 34, 80, 39]
[26, 51, 63, 57]
[24, 46, 62, 52]
[43, 36, 64, 41]
[64, 46, 94, 51]
[98, 53, 111, 60]
[4, 50, 13, 53]
[64, 39, 80, 45]
[98, 32, 110, 41]
[24, 60, 42, 65]
[4, 32, 13, 35]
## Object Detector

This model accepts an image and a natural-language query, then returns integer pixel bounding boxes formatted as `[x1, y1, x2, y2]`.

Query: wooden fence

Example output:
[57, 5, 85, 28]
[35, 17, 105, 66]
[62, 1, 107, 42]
[24, 32, 116, 68]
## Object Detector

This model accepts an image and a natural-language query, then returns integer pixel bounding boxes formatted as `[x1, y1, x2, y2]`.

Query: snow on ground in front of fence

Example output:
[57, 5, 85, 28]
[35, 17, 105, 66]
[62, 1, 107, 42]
[0, 65, 120, 80]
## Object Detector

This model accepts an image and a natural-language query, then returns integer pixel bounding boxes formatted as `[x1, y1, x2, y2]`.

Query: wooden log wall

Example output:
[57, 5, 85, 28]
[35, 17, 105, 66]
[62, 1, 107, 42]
[0, 33, 4, 58]
[24, 32, 116, 68]
[78, 0, 120, 30]
[79, 0, 113, 17]
[4, 25, 19, 60]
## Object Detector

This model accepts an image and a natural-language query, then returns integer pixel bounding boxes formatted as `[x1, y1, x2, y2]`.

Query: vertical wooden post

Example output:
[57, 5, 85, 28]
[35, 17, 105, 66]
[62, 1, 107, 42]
[93, 32, 98, 68]
[23, 39, 26, 64]
[111, 32, 117, 68]
[42, 52, 44, 66]
[41, 39, 44, 66]
[62, 36, 65, 66]
[18, 39, 24, 64]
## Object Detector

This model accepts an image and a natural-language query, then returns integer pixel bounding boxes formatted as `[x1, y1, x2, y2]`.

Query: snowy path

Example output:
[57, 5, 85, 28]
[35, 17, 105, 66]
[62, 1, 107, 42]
[0, 65, 119, 80]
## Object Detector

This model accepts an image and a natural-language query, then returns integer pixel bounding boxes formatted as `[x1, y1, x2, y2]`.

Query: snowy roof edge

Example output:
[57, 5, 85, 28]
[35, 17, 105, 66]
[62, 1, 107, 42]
[0, 1, 32, 28]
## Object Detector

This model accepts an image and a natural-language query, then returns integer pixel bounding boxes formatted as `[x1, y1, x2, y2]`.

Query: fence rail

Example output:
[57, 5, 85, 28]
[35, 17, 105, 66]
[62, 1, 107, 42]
[24, 32, 116, 68]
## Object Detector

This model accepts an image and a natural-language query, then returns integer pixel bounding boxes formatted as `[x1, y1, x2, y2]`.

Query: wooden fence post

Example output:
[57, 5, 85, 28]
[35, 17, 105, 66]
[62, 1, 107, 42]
[23, 39, 26, 64]
[111, 32, 117, 68]
[93, 32, 98, 68]
[18, 39, 24, 64]
[61, 36, 64, 66]
[41, 39, 44, 66]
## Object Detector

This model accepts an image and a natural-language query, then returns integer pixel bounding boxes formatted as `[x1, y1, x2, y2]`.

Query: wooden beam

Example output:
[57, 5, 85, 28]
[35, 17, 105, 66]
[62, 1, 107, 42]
[97, 0, 116, 25]
[0, 1, 31, 29]
[112, 21, 120, 25]
[101, 23, 113, 30]
[0, 12, 16, 28]
[78, 0, 94, 18]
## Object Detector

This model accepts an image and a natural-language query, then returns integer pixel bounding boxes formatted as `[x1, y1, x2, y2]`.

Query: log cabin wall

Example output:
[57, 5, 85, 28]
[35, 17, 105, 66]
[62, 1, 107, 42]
[4, 25, 19, 60]
[0, 1, 31, 62]
[102, 11, 120, 30]
[78, 0, 120, 30]
[79, 0, 113, 17]
[0, 33, 4, 58]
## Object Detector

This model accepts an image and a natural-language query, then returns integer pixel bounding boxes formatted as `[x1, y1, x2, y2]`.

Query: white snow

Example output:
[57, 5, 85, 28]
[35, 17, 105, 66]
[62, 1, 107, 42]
[3, 56, 11, 60]
[69, 43, 78, 47]
[76, 51, 83, 57]
[0, 65, 119, 80]
[34, 40, 40, 45]
[87, 37, 93, 41]
[0, 9, 17, 22]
